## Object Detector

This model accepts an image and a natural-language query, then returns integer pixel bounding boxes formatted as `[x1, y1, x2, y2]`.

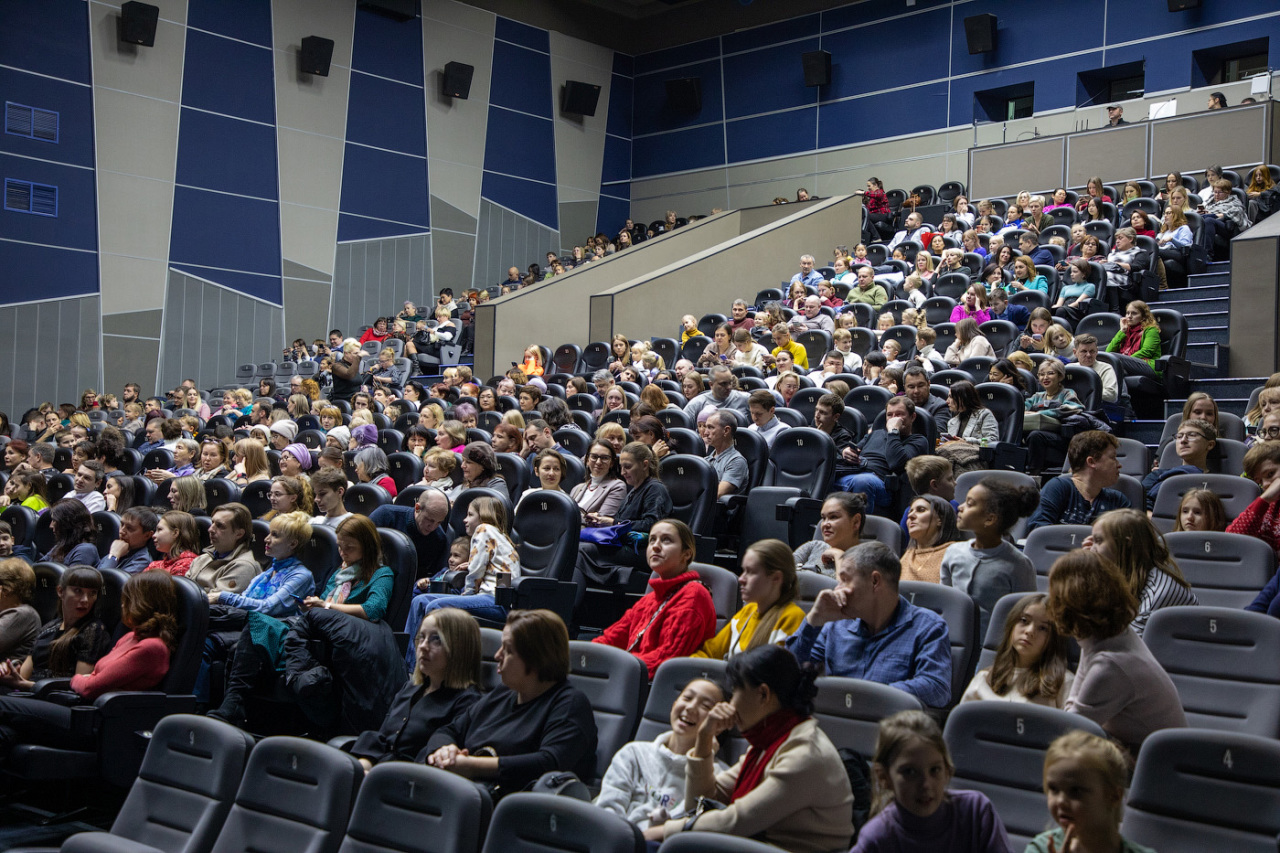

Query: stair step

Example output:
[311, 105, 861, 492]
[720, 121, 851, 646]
[1166, 282, 1230, 300]
[1188, 272, 1230, 287]
[1188, 326, 1229, 346]
[1178, 310, 1230, 328]
[1123, 420, 1166, 443]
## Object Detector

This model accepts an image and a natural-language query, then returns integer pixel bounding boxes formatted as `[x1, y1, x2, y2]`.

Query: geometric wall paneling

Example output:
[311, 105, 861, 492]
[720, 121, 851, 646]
[331, 233, 432, 337]
[0, 295, 102, 421]
[472, 199, 557, 293]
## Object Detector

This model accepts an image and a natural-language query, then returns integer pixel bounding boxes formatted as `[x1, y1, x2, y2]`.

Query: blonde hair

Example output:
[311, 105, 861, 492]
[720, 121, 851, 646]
[741, 539, 798, 652]
[1043, 731, 1128, 824]
[234, 438, 270, 479]
[411, 607, 482, 688]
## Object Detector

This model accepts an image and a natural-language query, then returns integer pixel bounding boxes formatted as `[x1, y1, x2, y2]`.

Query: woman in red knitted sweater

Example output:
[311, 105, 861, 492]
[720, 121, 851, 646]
[1227, 443, 1280, 558]
[593, 519, 716, 679]
[0, 572, 177, 760]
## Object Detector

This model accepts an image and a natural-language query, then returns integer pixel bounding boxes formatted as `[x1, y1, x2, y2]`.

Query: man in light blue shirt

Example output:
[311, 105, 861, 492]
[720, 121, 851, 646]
[789, 254, 824, 291]
[786, 541, 952, 708]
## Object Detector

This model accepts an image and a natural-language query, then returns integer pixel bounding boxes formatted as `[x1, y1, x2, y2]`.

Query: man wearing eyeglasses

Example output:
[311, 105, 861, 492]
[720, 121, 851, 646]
[683, 365, 749, 421]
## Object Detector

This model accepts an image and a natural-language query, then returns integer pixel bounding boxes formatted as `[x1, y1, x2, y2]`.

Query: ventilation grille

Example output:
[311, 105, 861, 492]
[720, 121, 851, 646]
[5, 179, 58, 217]
[5, 102, 59, 143]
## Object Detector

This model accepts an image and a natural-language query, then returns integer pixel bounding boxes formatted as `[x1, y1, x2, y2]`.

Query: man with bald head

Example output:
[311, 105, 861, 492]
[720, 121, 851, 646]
[800, 295, 835, 333]
[369, 488, 451, 581]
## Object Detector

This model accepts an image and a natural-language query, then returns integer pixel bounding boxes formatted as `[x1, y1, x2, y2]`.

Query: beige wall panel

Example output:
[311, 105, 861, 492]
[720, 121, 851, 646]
[430, 229, 478, 295]
[283, 279, 334, 346]
[280, 203, 340, 276]
[93, 89, 180, 181]
[550, 31, 613, 201]
[1066, 125, 1148, 186]
[90, 0, 187, 24]
[422, 5, 494, 219]
[277, 128, 345, 210]
[970, 138, 1065, 200]
[89, 3, 187, 102]
[99, 255, 168, 314]
[102, 334, 162, 402]
[632, 168, 729, 199]
[96, 173, 175, 262]
[1151, 107, 1268, 176]
[271, 52, 352, 140]
[272, 0, 355, 71]
[631, 188, 730, 223]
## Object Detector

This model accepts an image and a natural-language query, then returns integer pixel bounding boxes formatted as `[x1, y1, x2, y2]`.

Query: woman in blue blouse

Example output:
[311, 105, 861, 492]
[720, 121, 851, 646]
[1051, 258, 1097, 326]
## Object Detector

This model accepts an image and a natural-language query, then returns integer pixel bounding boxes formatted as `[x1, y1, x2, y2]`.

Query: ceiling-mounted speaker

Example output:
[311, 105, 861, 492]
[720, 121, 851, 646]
[964, 13, 998, 55]
[665, 77, 702, 114]
[802, 50, 831, 87]
[561, 81, 601, 116]
[119, 1, 159, 47]
[442, 62, 474, 99]
[358, 0, 417, 21]
[1167, 0, 1201, 10]
[300, 36, 334, 77]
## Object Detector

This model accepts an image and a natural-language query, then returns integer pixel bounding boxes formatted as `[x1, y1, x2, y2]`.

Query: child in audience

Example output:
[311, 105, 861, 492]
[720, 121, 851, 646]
[1025, 731, 1155, 853]
[877, 313, 895, 332]
[1172, 488, 1227, 532]
[961, 593, 1073, 707]
[694, 539, 804, 660]
[915, 327, 938, 365]
[942, 479, 1038, 638]
[852, 244, 869, 265]
[1226, 442, 1280, 558]
[680, 315, 703, 344]
[852, 710, 1013, 852]
[899, 455, 957, 541]
[1085, 510, 1197, 638]
[145, 511, 200, 577]
[593, 678, 727, 829]
[831, 328, 864, 374]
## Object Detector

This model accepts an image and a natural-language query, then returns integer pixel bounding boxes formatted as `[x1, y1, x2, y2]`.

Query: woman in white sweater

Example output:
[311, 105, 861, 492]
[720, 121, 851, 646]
[944, 318, 996, 366]
[941, 380, 1000, 445]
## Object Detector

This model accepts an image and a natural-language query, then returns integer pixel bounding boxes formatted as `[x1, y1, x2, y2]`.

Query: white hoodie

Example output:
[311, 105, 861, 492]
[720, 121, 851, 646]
[593, 731, 726, 829]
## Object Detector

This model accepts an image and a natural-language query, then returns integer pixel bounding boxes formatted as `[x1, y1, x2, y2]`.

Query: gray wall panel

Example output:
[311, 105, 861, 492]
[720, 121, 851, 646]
[0, 297, 101, 417]
[331, 235, 432, 336]
[160, 271, 283, 393]
[472, 200, 559, 292]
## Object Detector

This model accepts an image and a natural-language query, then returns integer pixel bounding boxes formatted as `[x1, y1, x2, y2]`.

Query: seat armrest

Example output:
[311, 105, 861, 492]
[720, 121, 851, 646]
[327, 734, 358, 751]
[30, 678, 74, 699]
[61, 832, 167, 853]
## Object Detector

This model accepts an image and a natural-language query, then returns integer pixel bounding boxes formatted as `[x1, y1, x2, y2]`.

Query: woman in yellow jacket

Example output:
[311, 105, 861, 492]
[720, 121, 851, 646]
[695, 540, 805, 660]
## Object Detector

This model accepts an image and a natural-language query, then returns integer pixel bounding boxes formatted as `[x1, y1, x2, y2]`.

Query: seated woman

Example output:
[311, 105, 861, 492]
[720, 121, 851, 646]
[347, 608, 482, 771]
[1142, 419, 1219, 511]
[354, 446, 398, 498]
[571, 440, 626, 524]
[144, 511, 200, 577]
[277, 443, 312, 480]
[1046, 550, 1186, 755]
[948, 284, 991, 325]
[594, 677, 727, 829]
[263, 475, 315, 521]
[572, 443, 672, 598]
[900, 496, 962, 584]
[0, 571, 178, 759]
[0, 469, 49, 514]
[1023, 359, 1082, 431]
[168, 476, 209, 518]
[647, 645, 854, 852]
[521, 448, 567, 503]
[193, 439, 230, 482]
[794, 492, 864, 576]
[1051, 258, 1097, 326]
[434, 420, 468, 454]
[456, 442, 508, 501]
[424, 609, 597, 797]
[145, 438, 198, 483]
[1008, 256, 1049, 295]
[941, 380, 999, 447]
[41, 500, 100, 566]
[207, 515, 394, 727]
[1085, 509, 1197, 637]
[944, 318, 995, 366]
[594, 519, 715, 679]
[1156, 206, 1194, 288]
[1173, 488, 1227, 532]
[0, 566, 109, 693]
[198, 511, 315, 705]
[0, 561, 41, 662]
[1106, 300, 1163, 381]
[695, 539, 804, 660]
[405, 496, 519, 667]
[230, 438, 272, 487]
[986, 358, 1027, 395]
[628, 415, 671, 460]
[961, 593, 1072, 707]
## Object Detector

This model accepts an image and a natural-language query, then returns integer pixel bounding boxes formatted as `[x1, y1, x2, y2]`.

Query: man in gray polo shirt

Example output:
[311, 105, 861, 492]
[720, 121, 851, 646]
[701, 410, 749, 498]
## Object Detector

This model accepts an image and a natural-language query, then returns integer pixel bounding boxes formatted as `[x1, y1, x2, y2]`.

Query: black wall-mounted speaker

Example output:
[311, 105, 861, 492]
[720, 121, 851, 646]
[665, 77, 702, 114]
[119, 1, 159, 47]
[561, 81, 602, 116]
[964, 14, 998, 55]
[300, 36, 334, 77]
[442, 62, 474, 99]
[802, 50, 831, 87]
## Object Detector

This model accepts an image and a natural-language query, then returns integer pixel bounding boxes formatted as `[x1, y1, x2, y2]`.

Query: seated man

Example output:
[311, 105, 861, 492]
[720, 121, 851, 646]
[768, 324, 809, 371]
[70, 461, 107, 513]
[888, 211, 928, 251]
[786, 541, 951, 708]
[1025, 430, 1130, 532]
[701, 411, 749, 498]
[98, 506, 159, 574]
[185, 503, 263, 593]
[1070, 334, 1118, 406]
[789, 254, 824, 291]
[845, 266, 888, 311]
[726, 299, 755, 332]
[902, 365, 948, 436]
[26, 443, 57, 480]
[799, 295, 835, 333]
[1019, 232, 1054, 268]
[831, 396, 929, 514]
[683, 366, 750, 420]
[809, 350, 849, 384]
[368, 488, 450, 582]
[746, 389, 788, 447]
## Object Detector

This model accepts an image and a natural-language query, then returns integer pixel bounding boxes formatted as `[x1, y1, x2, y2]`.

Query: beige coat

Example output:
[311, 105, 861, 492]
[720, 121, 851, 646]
[662, 718, 854, 853]
[184, 541, 261, 593]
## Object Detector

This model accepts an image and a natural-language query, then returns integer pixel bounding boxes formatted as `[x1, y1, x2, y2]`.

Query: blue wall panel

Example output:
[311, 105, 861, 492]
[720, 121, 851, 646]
[727, 108, 817, 163]
[596, 194, 630, 236]
[820, 0, 950, 32]
[607, 69, 633, 139]
[0, 153, 97, 252]
[601, 134, 631, 185]
[818, 82, 949, 148]
[633, 38, 720, 76]
[345, 74, 428, 156]
[483, 108, 556, 185]
[633, 123, 725, 178]
[350, 7, 425, 85]
[489, 41, 554, 119]
[169, 187, 282, 300]
[481, 172, 558, 231]
[338, 145, 430, 232]
[1106, 0, 1278, 44]
[721, 40, 819, 120]
[821, 11, 950, 100]
[187, 0, 273, 47]
[175, 109, 279, 199]
[0, 68, 95, 167]
[0, 0, 91, 84]
[633, 60, 724, 135]
[181, 30, 276, 124]
[0, 242, 98, 302]
[495, 17, 550, 53]
[948, 0, 1105, 78]
[723, 14, 820, 55]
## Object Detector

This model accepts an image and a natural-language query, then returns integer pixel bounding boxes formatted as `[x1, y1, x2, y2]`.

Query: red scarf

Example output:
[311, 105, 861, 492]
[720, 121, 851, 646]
[1120, 323, 1146, 356]
[731, 709, 805, 802]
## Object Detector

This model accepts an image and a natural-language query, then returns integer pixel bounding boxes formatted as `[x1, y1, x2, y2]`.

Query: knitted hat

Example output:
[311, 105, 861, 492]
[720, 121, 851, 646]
[270, 420, 298, 442]
[351, 423, 378, 447]
[282, 443, 313, 471]
[327, 426, 351, 447]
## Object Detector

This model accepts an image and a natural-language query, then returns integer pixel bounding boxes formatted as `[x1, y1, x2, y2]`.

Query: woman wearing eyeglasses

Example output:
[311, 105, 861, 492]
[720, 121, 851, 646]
[570, 440, 626, 525]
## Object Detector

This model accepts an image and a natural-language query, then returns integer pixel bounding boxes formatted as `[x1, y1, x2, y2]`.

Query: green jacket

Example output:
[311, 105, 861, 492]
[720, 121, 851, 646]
[1108, 325, 1162, 375]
